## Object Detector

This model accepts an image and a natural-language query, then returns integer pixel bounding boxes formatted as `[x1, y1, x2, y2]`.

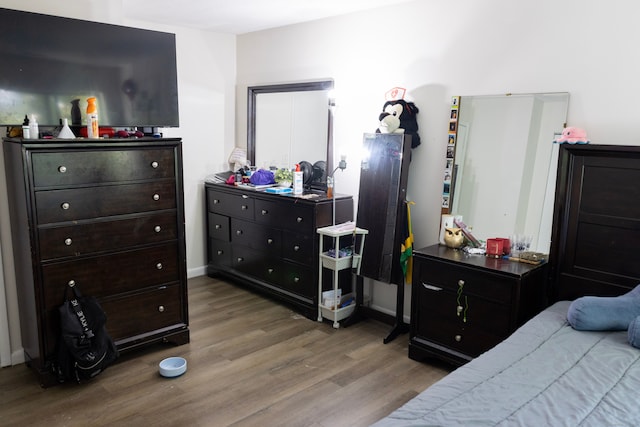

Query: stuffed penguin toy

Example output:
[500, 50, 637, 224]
[376, 99, 421, 148]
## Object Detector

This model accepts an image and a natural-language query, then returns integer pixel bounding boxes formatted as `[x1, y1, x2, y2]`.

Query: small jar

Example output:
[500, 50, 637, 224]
[326, 176, 334, 198]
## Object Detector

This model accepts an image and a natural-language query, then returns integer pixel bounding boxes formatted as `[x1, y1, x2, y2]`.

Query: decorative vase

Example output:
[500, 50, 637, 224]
[444, 227, 465, 249]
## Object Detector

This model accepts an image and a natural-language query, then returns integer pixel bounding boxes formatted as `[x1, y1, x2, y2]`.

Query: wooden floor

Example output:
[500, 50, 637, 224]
[0, 275, 450, 427]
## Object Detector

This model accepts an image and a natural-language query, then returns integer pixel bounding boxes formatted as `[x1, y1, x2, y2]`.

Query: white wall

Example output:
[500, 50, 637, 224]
[0, 0, 236, 363]
[236, 0, 640, 318]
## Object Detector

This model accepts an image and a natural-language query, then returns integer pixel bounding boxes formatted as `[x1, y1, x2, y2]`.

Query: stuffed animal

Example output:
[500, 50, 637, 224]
[567, 284, 640, 348]
[376, 99, 421, 148]
[553, 127, 590, 144]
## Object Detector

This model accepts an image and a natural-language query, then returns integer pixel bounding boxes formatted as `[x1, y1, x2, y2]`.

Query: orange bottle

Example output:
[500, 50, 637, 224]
[86, 97, 99, 138]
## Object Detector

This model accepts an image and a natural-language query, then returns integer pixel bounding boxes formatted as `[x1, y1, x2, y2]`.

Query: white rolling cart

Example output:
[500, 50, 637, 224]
[316, 222, 368, 328]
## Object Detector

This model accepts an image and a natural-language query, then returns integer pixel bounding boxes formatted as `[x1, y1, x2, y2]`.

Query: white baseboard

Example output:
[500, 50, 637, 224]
[187, 265, 207, 278]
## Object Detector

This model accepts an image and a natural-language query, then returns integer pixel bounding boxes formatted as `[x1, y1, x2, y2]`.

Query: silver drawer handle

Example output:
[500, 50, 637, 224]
[293, 245, 300, 251]
[422, 283, 442, 291]
[213, 199, 220, 204]
[455, 335, 462, 342]
[156, 263, 163, 270]
[61, 202, 70, 210]
[215, 224, 221, 229]
[217, 250, 224, 255]
[58, 165, 67, 173]
[155, 226, 162, 233]
[237, 257, 244, 262]
[64, 238, 72, 246]
[151, 161, 159, 169]
[68, 280, 76, 287]
[296, 217, 303, 223]
[267, 238, 273, 244]
[458, 279, 465, 286]
[268, 268, 274, 274]
[242, 195, 249, 199]
[158, 305, 165, 313]
[261, 209, 268, 215]
[236, 230, 243, 235]
[241, 205, 248, 210]
[153, 194, 160, 201]
[293, 277, 300, 283]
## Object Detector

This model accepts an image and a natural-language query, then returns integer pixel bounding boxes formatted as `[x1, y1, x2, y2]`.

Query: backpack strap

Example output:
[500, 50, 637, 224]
[66, 281, 95, 339]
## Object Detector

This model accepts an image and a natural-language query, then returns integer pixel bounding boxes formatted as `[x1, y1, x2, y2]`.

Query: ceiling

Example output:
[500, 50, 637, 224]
[122, 0, 415, 34]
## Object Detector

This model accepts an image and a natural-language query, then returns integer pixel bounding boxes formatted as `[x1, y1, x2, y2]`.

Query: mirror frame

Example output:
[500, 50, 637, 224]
[247, 80, 334, 186]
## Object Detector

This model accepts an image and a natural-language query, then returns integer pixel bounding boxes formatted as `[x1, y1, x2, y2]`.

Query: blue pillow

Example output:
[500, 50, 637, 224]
[567, 285, 640, 331]
[628, 316, 640, 349]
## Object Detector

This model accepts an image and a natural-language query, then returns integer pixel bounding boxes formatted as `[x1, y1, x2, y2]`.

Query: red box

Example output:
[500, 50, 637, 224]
[486, 238, 503, 258]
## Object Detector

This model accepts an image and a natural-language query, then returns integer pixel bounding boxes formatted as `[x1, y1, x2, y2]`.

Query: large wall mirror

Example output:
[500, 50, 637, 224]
[247, 80, 334, 189]
[449, 92, 569, 253]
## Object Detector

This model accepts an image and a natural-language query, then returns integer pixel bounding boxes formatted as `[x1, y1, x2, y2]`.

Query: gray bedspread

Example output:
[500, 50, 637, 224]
[372, 301, 640, 426]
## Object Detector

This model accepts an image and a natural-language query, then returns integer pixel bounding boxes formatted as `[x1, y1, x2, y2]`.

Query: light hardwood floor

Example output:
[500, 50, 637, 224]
[0, 275, 450, 427]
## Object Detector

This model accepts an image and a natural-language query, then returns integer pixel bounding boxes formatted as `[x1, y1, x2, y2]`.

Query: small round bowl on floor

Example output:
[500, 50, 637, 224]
[159, 357, 187, 378]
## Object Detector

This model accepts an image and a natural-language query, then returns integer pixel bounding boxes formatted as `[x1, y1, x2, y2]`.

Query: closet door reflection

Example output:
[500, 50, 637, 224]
[357, 133, 412, 284]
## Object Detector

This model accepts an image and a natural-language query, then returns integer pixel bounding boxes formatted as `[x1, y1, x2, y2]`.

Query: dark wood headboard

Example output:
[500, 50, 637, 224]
[549, 144, 640, 301]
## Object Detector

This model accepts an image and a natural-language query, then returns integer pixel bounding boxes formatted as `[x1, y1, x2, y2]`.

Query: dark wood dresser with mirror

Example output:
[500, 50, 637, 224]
[205, 183, 352, 319]
[409, 244, 548, 366]
[3, 137, 189, 386]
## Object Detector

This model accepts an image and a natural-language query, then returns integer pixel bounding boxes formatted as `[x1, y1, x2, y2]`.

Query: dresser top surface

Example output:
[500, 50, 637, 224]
[414, 244, 546, 277]
[206, 181, 350, 203]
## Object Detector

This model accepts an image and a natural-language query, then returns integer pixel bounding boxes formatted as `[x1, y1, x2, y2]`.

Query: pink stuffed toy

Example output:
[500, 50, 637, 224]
[554, 127, 590, 144]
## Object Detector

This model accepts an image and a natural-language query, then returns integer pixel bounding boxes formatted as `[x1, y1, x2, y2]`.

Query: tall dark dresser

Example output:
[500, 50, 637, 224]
[3, 137, 189, 386]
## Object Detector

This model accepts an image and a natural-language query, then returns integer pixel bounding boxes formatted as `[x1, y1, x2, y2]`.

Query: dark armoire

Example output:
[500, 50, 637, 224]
[355, 133, 412, 342]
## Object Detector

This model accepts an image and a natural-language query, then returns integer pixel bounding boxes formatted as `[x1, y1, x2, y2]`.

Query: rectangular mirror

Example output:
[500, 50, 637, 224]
[449, 92, 569, 253]
[247, 80, 333, 190]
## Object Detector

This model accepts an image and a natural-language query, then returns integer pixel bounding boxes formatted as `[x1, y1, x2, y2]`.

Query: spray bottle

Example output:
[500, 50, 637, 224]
[293, 164, 304, 195]
[86, 97, 99, 138]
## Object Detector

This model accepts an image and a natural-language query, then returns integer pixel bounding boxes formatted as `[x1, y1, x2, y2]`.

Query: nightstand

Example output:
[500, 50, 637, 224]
[409, 244, 548, 366]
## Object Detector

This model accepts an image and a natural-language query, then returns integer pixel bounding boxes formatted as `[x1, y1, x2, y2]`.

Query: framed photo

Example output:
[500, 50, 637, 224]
[448, 133, 456, 145]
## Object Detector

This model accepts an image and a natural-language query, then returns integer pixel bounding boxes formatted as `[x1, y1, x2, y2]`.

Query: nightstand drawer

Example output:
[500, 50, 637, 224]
[415, 282, 511, 338]
[416, 257, 513, 304]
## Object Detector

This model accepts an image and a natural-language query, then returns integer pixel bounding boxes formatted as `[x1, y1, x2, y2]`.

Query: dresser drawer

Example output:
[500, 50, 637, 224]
[39, 212, 178, 260]
[208, 238, 232, 267]
[32, 148, 176, 187]
[282, 230, 314, 265]
[207, 189, 254, 220]
[43, 284, 185, 353]
[208, 213, 230, 241]
[41, 243, 180, 311]
[101, 285, 185, 343]
[36, 181, 176, 223]
[416, 257, 513, 304]
[231, 218, 282, 253]
[254, 199, 314, 233]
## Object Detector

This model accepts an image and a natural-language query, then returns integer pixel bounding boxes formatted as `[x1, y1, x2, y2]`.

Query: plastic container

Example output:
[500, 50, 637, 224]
[28, 114, 38, 139]
[293, 164, 303, 195]
[58, 118, 75, 139]
[86, 97, 99, 138]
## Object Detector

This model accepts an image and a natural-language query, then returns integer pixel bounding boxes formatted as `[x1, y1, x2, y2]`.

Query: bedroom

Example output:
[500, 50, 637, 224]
[1, 0, 639, 425]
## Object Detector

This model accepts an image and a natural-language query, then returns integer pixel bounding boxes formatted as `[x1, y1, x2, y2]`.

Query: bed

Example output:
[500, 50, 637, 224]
[373, 144, 640, 426]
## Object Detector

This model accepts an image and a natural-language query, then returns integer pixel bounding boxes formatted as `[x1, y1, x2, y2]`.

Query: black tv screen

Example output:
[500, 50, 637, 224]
[0, 8, 179, 128]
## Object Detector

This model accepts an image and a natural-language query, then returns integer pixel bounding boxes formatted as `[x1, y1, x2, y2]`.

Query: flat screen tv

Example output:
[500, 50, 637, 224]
[0, 8, 179, 129]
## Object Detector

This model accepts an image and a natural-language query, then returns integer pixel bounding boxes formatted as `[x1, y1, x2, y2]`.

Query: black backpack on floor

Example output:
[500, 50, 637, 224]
[55, 282, 119, 383]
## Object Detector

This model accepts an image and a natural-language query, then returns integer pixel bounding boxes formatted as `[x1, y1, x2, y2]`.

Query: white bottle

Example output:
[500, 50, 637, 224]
[293, 165, 304, 195]
[28, 114, 39, 139]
